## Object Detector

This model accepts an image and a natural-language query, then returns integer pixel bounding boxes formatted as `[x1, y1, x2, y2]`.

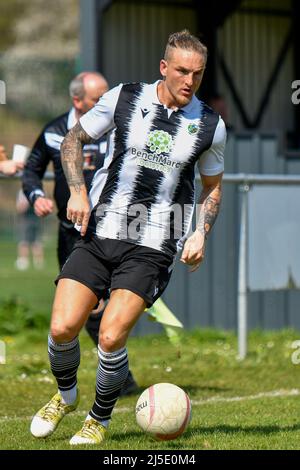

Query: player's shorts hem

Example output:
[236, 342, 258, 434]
[110, 283, 154, 307]
[55, 274, 103, 300]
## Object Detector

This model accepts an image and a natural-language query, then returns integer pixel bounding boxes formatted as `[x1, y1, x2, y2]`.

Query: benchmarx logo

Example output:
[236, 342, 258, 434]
[147, 130, 173, 155]
[0, 80, 6, 104]
[133, 130, 183, 174]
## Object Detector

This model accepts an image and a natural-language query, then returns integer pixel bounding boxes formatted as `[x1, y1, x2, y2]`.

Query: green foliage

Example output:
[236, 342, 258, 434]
[2, 57, 76, 121]
[0, 239, 58, 315]
[0, 0, 27, 52]
[0, 297, 48, 335]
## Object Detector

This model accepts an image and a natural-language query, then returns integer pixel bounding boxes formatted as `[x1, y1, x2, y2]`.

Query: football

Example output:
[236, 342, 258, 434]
[135, 383, 191, 440]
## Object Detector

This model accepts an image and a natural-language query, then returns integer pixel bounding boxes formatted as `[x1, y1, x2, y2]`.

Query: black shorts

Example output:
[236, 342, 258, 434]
[56, 236, 175, 307]
[57, 222, 80, 270]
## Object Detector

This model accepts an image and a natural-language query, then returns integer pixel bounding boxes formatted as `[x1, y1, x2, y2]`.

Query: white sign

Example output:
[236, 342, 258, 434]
[0, 80, 6, 104]
[0, 341, 6, 365]
[12, 144, 31, 163]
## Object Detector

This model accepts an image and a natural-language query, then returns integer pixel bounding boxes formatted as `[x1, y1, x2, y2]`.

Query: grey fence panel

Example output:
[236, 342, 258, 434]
[234, 137, 262, 330]
[261, 292, 288, 330]
[131, 313, 163, 337]
[186, 257, 212, 328]
[261, 137, 285, 174]
[163, 261, 198, 329]
[260, 139, 287, 331]
[285, 160, 300, 329]
[162, 133, 300, 334]
[235, 138, 262, 329]
[209, 200, 236, 329]
[288, 292, 300, 329]
[161, 133, 300, 334]
[247, 292, 263, 329]
[287, 159, 300, 175]
[222, 136, 240, 329]
[102, 2, 197, 86]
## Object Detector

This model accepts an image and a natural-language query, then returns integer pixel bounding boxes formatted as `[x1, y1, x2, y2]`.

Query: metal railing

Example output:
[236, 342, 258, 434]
[221, 174, 300, 359]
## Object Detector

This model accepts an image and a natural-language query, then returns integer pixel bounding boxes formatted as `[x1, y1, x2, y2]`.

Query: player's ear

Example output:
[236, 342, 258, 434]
[160, 59, 168, 79]
[72, 95, 82, 111]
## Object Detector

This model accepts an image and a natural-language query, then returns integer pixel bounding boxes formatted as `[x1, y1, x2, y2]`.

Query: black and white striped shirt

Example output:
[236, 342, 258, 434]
[81, 81, 226, 256]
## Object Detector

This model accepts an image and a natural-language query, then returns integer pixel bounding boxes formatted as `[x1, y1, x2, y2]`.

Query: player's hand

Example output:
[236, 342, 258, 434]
[0, 145, 8, 161]
[33, 197, 54, 217]
[0, 160, 24, 176]
[180, 229, 206, 272]
[67, 192, 90, 236]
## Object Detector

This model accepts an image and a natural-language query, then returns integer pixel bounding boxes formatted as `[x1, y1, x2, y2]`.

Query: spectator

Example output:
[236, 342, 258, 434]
[15, 189, 44, 271]
[0, 145, 7, 161]
[0, 145, 24, 175]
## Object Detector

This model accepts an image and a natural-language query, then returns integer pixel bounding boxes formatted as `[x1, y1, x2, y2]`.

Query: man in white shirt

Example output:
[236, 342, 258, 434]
[31, 29, 226, 446]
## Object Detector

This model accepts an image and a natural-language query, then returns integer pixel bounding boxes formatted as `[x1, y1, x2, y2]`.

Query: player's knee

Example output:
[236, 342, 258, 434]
[99, 330, 125, 352]
[50, 321, 78, 343]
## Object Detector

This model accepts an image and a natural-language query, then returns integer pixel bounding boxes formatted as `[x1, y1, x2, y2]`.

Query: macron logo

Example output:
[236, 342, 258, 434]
[141, 108, 151, 119]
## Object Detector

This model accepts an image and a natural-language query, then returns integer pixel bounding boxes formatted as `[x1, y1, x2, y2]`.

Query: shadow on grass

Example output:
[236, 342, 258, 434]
[118, 387, 144, 398]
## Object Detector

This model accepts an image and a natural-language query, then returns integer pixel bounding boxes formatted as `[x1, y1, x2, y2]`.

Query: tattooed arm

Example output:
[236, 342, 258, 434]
[61, 122, 94, 235]
[181, 173, 223, 272]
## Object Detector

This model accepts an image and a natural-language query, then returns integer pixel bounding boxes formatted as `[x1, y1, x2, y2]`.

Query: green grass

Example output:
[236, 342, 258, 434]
[1, 328, 300, 450]
[0, 238, 57, 314]
[1, 240, 300, 449]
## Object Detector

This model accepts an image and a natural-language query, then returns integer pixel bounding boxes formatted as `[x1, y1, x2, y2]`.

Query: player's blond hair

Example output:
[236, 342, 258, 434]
[164, 30, 207, 64]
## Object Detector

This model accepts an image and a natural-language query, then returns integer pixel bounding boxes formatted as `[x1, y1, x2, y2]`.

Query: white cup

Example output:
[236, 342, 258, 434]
[12, 144, 31, 163]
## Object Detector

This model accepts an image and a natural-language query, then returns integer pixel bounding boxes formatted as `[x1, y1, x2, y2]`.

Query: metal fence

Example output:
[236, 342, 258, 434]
[159, 133, 300, 339]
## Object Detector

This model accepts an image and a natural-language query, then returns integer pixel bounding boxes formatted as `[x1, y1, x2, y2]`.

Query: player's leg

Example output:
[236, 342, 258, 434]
[85, 292, 139, 396]
[58, 229, 139, 396]
[15, 241, 30, 270]
[31, 241, 44, 269]
[30, 279, 98, 438]
[84, 299, 106, 344]
[70, 289, 146, 445]
[57, 225, 111, 355]
[29, 214, 44, 269]
[50, 278, 98, 342]
[31, 240, 112, 439]
[15, 213, 30, 270]
[57, 223, 103, 343]
[70, 243, 174, 445]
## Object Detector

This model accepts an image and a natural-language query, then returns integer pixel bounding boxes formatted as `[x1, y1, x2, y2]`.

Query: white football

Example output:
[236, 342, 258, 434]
[135, 383, 191, 441]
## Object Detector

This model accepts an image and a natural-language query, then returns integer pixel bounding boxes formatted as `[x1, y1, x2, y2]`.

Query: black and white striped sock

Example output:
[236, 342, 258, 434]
[48, 335, 80, 404]
[89, 346, 129, 423]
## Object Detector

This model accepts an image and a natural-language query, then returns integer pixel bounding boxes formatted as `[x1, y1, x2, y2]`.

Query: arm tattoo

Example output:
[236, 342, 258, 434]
[61, 122, 94, 193]
[197, 183, 222, 238]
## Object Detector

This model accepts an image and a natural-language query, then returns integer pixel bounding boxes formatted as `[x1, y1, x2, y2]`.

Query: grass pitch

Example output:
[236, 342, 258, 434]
[1, 239, 300, 450]
[1, 328, 300, 450]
